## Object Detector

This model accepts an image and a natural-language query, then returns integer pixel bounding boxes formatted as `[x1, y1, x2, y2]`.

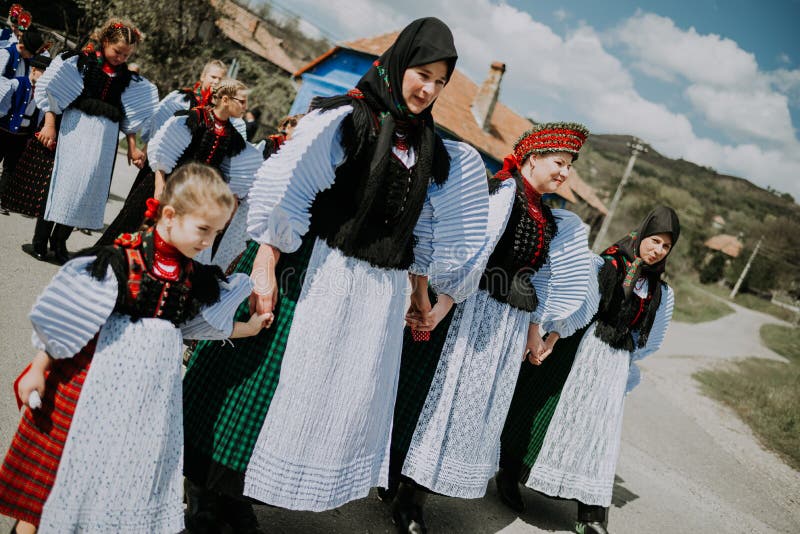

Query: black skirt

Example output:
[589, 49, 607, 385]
[0, 137, 56, 217]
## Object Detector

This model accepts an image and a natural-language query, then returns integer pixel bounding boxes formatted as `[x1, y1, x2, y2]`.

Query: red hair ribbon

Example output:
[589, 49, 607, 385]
[144, 197, 160, 219]
[9, 4, 23, 19]
[17, 10, 31, 30]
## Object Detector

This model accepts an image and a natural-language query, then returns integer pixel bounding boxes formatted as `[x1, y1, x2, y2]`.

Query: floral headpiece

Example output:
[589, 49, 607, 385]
[512, 122, 589, 164]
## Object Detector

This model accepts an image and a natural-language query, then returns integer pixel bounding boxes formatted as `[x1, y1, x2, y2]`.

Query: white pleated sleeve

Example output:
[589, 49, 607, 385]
[220, 143, 264, 199]
[231, 116, 247, 139]
[33, 54, 82, 115]
[147, 114, 192, 173]
[540, 254, 603, 338]
[530, 209, 592, 327]
[120, 75, 159, 134]
[0, 77, 18, 116]
[180, 273, 252, 340]
[411, 144, 494, 303]
[0, 49, 10, 77]
[626, 284, 674, 391]
[246, 106, 349, 252]
[29, 257, 118, 359]
[140, 90, 188, 143]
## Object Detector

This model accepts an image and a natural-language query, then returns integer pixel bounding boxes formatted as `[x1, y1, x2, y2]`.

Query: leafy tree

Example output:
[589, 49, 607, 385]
[700, 253, 726, 284]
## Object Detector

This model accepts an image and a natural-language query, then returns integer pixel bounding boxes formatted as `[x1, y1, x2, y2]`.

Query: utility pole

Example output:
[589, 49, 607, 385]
[592, 138, 648, 252]
[729, 236, 763, 299]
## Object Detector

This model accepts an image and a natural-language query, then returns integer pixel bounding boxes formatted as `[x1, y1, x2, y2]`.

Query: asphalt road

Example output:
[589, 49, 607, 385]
[0, 154, 797, 533]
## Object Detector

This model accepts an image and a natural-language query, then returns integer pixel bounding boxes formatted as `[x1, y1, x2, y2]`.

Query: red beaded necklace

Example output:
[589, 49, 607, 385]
[152, 229, 184, 282]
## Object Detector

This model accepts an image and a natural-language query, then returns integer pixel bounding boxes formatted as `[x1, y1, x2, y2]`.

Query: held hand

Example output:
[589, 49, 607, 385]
[524, 323, 546, 365]
[406, 293, 454, 331]
[535, 333, 560, 364]
[17, 365, 46, 409]
[249, 311, 275, 334]
[128, 146, 146, 169]
[36, 124, 57, 150]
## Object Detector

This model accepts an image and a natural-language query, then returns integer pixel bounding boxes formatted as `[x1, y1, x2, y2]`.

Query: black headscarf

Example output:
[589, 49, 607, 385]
[594, 206, 680, 350]
[608, 206, 681, 299]
[311, 17, 457, 187]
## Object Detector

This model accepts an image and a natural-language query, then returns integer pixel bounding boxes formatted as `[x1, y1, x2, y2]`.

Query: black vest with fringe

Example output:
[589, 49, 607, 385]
[173, 107, 246, 175]
[478, 175, 557, 311]
[68, 51, 133, 123]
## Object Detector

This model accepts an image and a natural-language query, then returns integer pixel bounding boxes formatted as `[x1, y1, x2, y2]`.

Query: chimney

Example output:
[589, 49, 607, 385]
[471, 61, 506, 131]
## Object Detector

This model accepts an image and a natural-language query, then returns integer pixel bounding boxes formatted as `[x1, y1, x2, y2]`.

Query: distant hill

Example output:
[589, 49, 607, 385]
[575, 134, 800, 294]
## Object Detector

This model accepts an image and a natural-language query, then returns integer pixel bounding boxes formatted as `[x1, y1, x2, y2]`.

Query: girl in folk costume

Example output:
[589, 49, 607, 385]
[0, 54, 49, 215]
[386, 124, 596, 532]
[0, 163, 271, 534]
[97, 78, 262, 269]
[30, 19, 157, 264]
[139, 59, 226, 144]
[498, 206, 679, 534]
[96, 58, 227, 229]
[181, 17, 489, 531]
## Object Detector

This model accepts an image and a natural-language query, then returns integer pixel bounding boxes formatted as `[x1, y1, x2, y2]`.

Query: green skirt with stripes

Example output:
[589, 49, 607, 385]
[499, 326, 588, 479]
[183, 236, 316, 496]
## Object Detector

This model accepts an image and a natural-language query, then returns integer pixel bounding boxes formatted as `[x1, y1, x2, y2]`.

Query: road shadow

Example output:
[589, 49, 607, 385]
[245, 476, 639, 533]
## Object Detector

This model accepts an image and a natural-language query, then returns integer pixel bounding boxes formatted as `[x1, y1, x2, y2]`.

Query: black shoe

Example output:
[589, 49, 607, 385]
[575, 521, 609, 534]
[495, 468, 525, 513]
[223, 496, 265, 534]
[184, 480, 225, 534]
[50, 241, 70, 265]
[392, 502, 427, 534]
[0, 207, 9, 216]
[378, 475, 400, 503]
[22, 242, 48, 261]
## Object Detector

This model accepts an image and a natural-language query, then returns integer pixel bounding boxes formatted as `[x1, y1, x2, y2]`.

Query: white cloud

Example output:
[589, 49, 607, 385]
[777, 52, 792, 65]
[685, 85, 796, 145]
[283, 0, 800, 198]
[553, 8, 569, 22]
[610, 12, 798, 152]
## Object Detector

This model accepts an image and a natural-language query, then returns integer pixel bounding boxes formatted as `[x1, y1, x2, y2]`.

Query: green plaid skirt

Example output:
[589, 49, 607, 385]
[499, 325, 588, 478]
[183, 236, 316, 494]
[390, 296, 457, 470]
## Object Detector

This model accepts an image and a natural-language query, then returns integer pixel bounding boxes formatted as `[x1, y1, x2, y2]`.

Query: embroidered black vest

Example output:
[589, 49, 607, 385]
[478, 175, 557, 311]
[307, 114, 432, 270]
[173, 107, 246, 176]
[84, 229, 226, 327]
[593, 250, 664, 351]
[68, 51, 133, 123]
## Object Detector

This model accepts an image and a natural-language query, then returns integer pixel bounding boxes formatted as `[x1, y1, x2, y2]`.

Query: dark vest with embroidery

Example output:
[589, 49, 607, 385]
[67, 51, 133, 123]
[85, 229, 226, 327]
[478, 174, 557, 311]
[2, 44, 26, 79]
[173, 107, 246, 176]
[0, 75, 37, 133]
[593, 249, 664, 351]
[307, 113, 434, 270]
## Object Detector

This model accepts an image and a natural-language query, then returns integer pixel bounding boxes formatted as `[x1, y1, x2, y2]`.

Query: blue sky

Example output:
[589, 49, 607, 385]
[268, 0, 800, 200]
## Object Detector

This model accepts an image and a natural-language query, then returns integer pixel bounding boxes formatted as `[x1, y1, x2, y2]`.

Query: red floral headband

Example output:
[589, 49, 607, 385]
[512, 122, 590, 164]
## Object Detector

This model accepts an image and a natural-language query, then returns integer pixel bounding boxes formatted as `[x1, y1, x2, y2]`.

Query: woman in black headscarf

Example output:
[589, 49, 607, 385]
[498, 206, 680, 534]
[181, 17, 490, 529]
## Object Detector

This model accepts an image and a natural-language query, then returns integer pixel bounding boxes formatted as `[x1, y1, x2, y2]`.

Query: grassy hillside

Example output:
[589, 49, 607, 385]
[574, 134, 800, 295]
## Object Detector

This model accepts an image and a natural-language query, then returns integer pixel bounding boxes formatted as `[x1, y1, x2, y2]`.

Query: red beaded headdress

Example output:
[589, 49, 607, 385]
[8, 4, 23, 22]
[512, 122, 589, 165]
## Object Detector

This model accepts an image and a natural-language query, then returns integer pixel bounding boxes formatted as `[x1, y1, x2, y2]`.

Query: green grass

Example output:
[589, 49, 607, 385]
[671, 277, 735, 323]
[702, 284, 798, 323]
[694, 325, 800, 471]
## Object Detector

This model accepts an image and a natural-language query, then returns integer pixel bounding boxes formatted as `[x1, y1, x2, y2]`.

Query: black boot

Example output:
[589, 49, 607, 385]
[50, 224, 73, 265]
[378, 472, 400, 503]
[391, 482, 427, 534]
[184, 479, 225, 534]
[27, 218, 54, 261]
[221, 494, 265, 534]
[576, 502, 609, 534]
[495, 467, 525, 513]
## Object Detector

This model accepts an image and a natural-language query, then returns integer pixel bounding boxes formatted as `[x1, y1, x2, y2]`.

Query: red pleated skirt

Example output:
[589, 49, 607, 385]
[0, 340, 95, 526]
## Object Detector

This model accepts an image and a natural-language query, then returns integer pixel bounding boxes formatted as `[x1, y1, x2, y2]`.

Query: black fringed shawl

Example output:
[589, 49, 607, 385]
[306, 17, 458, 270]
